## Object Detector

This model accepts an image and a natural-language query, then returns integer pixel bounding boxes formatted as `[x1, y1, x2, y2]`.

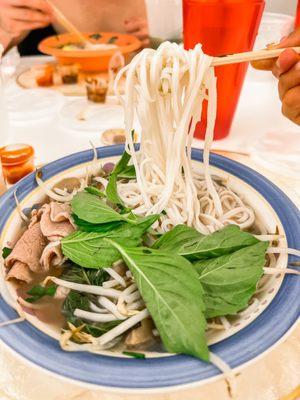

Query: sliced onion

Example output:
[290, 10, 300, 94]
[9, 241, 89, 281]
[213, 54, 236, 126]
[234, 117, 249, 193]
[36, 173, 75, 202]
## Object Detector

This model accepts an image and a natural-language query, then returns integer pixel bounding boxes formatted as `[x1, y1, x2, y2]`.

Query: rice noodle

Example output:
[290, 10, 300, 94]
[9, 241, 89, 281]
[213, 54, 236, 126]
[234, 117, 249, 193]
[114, 42, 255, 234]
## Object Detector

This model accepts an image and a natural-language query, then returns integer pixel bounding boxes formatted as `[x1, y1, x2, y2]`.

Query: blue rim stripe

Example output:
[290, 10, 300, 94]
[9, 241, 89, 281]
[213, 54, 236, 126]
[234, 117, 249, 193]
[0, 144, 299, 389]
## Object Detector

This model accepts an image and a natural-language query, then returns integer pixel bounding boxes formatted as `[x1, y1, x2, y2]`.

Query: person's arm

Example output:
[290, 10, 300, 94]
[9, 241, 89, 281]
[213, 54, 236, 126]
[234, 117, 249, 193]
[251, 29, 300, 125]
[0, 0, 53, 53]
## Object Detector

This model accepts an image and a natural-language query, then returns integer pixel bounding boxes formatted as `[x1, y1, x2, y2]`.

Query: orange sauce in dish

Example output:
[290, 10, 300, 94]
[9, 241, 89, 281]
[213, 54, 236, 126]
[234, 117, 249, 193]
[0, 144, 35, 184]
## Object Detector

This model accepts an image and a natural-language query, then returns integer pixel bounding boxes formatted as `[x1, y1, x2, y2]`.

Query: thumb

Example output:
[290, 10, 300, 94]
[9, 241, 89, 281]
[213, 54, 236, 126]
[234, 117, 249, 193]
[251, 28, 300, 71]
[273, 48, 300, 77]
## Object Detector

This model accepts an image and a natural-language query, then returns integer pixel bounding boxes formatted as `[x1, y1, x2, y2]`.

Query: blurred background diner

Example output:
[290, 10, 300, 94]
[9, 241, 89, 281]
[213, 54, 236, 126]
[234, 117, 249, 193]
[0, 0, 149, 54]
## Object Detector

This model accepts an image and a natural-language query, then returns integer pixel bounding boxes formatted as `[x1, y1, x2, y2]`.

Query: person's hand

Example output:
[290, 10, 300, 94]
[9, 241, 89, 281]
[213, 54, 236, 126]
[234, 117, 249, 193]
[124, 17, 149, 48]
[251, 29, 300, 125]
[0, 0, 53, 49]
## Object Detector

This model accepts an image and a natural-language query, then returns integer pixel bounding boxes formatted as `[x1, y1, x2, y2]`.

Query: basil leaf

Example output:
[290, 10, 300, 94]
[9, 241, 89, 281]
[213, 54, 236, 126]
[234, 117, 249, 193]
[89, 33, 102, 40]
[62, 290, 90, 319]
[118, 165, 136, 179]
[152, 224, 201, 250]
[26, 284, 57, 303]
[107, 241, 209, 361]
[106, 173, 124, 206]
[122, 351, 146, 359]
[73, 214, 123, 233]
[113, 150, 131, 175]
[72, 192, 125, 224]
[61, 215, 159, 268]
[2, 247, 12, 259]
[195, 241, 268, 318]
[107, 36, 118, 44]
[72, 192, 140, 225]
[60, 263, 109, 285]
[106, 151, 136, 206]
[154, 224, 259, 260]
[85, 186, 105, 197]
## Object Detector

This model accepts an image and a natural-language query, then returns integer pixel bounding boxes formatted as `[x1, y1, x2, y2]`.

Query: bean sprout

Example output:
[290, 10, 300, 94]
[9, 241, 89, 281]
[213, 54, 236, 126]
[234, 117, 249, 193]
[97, 309, 150, 346]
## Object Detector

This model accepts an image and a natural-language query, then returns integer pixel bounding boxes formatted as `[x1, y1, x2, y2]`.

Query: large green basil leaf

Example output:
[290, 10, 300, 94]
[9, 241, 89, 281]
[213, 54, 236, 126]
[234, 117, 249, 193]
[194, 241, 268, 318]
[154, 224, 259, 260]
[107, 241, 209, 361]
[152, 224, 201, 250]
[72, 192, 126, 224]
[73, 214, 123, 233]
[106, 173, 123, 206]
[61, 215, 159, 268]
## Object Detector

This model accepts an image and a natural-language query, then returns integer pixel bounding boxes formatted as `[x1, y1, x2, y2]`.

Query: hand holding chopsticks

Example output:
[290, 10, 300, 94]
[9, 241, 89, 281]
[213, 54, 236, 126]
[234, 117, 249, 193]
[45, 0, 90, 46]
[212, 47, 300, 67]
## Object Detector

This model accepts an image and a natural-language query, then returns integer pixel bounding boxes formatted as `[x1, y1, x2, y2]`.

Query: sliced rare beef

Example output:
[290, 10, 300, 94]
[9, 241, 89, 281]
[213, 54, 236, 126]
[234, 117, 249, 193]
[40, 202, 75, 241]
[5, 223, 47, 282]
[40, 242, 64, 269]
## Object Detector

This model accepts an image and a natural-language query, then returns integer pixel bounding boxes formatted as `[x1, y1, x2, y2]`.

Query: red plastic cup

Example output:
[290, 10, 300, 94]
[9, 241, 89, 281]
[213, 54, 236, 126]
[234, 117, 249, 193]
[296, 1, 300, 28]
[183, 0, 265, 140]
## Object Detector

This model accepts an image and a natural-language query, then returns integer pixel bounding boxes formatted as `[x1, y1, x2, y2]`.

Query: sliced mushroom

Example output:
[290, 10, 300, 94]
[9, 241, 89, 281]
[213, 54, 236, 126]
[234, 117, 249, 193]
[125, 318, 155, 349]
[53, 177, 81, 193]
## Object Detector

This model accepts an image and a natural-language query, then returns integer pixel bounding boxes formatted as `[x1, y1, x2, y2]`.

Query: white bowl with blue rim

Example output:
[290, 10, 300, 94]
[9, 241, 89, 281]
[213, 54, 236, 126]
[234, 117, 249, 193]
[0, 145, 299, 391]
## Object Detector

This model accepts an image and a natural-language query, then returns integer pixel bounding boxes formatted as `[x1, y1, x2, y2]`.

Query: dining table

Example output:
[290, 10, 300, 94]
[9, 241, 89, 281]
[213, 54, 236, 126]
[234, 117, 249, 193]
[0, 53, 299, 400]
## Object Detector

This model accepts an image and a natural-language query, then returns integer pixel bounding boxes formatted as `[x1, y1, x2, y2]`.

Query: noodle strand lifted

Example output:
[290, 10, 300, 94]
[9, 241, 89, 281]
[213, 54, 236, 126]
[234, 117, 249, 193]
[114, 42, 255, 234]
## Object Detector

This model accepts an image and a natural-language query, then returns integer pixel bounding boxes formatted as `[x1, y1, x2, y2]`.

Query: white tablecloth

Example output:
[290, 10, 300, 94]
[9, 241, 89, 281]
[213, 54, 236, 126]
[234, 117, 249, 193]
[0, 56, 299, 400]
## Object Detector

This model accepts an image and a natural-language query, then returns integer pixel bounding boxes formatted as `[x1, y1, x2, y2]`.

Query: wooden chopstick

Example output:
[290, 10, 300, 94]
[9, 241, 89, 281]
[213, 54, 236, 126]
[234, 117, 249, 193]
[45, 0, 88, 45]
[212, 47, 300, 67]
